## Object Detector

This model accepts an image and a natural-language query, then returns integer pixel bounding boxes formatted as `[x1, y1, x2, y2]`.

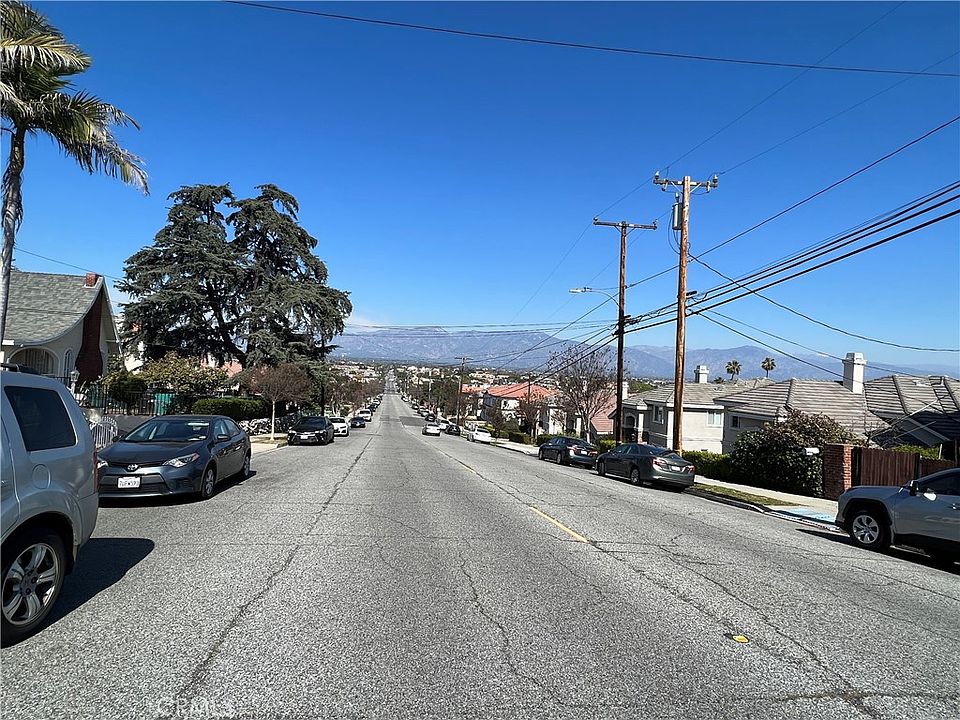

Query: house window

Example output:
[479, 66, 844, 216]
[707, 410, 722, 427]
[63, 349, 74, 376]
[653, 406, 664, 424]
[731, 415, 741, 429]
[8, 347, 55, 376]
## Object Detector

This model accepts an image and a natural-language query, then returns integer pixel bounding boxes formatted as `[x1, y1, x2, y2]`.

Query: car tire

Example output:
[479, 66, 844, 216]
[289, 438, 297, 446]
[199, 466, 217, 500]
[1, 527, 67, 646]
[554, 452, 562, 465]
[597, 461, 606, 477]
[239, 452, 251, 479]
[538, 450, 544, 461]
[629, 467, 641, 486]
[847, 506, 890, 551]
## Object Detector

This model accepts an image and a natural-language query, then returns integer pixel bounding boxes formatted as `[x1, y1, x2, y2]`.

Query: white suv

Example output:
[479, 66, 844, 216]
[1, 367, 99, 645]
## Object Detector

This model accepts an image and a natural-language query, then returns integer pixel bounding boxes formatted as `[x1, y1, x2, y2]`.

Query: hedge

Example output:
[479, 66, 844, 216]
[507, 431, 532, 445]
[681, 450, 735, 481]
[191, 397, 269, 421]
[595, 439, 617, 453]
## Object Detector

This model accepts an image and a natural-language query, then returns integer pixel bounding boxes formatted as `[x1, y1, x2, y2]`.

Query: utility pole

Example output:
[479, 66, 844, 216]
[592, 217, 657, 443]
[653, 171, 719, 454]
[455, 356, 470, 425]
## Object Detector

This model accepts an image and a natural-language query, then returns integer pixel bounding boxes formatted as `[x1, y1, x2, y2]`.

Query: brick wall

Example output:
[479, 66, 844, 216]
[76, 289, 105, 382]
[822, 444, 854, 500]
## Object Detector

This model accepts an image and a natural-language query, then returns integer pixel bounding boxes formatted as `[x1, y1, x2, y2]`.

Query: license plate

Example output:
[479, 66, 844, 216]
[300, 434, 312, 439]
[117, 476, 140, 489]
[670, 465, 681, 471]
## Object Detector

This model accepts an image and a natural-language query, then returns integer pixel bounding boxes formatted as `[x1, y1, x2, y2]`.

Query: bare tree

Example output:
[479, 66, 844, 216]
[549, 346, 616, 442]
[250, 363, 315, 439]
[517, 384, 543, 436]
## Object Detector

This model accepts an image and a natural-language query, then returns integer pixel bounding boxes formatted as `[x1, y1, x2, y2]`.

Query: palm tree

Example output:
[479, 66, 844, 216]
[725, 359, 742, 381]
[0, 1, 147, 341]
[761, 357, 776, 378]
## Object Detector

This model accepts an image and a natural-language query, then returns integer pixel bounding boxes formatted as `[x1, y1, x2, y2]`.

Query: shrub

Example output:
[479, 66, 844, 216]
[507, 431, 532, 445]
[681, 450, 735, 481]
[595, 439, 617, 453]
[99, 369, 147, 405]
[191, 397, 269, 421]
[730, 408, 862, 497]
[890, 444, 941, 459]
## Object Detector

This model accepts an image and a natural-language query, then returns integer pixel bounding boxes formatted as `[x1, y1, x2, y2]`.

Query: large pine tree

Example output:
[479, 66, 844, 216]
[120, 183, 351, 367]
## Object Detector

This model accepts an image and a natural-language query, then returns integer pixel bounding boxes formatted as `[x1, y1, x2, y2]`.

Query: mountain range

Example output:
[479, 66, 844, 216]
[330, 328, 958, 381]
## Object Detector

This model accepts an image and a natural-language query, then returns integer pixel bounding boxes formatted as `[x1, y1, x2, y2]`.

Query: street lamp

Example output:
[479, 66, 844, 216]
[569, 286, 627, 444]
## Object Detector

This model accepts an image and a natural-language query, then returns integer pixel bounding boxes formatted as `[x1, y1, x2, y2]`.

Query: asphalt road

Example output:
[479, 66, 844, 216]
[2, 392, 958, 720]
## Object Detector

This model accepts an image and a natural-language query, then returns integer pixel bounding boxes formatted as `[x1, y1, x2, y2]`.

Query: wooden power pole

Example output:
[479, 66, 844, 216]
[455, 356, 470, 425]
[653, 172, 718, 454]
[592, 217, 657, 443]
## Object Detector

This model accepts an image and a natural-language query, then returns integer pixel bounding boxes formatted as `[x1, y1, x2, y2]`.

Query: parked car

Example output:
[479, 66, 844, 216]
[1, 367, 99, 645]
[349, 416, 367, 428]
[445, 424, 462, 436]
[426, 413, 436, 422]
[836, 469, 960, 562]
[329, 417, 350, 437]
[466, 426, 493, 444]
[437, 418, 450, 431]
[539, 437, 598, 468]
[288, 416, 335, 445]
[422, 423, 442, 437]
[98, 415, 251, 500]
[357, 409, 372, 422]
[596, 443, 695, 489]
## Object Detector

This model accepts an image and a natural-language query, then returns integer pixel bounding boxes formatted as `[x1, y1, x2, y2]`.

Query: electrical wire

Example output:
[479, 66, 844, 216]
[224, 1, 960, 78]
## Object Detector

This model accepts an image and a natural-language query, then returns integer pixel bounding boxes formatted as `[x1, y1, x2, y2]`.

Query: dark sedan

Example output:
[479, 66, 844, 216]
[288, 416, 336, 446]
[445, 424, 462, 436]
[596, 443, 695, 489]
[98, 415, 250, 500]
[538, 437, 598, 468]
[350, 416, 367, 428]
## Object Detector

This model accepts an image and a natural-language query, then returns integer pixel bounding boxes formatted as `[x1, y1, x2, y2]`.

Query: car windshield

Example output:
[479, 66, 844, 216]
[330, 418, 346, 423]
[300, 417, 326, 426]
[125, 419, 210, 443]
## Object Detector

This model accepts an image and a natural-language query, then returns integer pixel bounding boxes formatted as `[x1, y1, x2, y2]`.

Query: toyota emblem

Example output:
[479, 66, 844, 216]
[126, 464, 139, 472]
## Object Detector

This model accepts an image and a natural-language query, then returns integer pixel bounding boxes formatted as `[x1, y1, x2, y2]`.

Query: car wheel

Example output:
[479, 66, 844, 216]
[538, 450, 544, 461]
[629, 467, 641, 486]
[597, 461, 606, 477]
[554, 452, 562, 465]
[289, 438, 297, 446]
[1, 528, 66, 646]
[239, 452, 251, 479]
[847, 507, 890, 551]
[199, 466, 217, 500]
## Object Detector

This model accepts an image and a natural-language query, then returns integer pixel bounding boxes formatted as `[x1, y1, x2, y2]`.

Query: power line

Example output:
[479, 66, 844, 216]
[225, 1, 960, 78]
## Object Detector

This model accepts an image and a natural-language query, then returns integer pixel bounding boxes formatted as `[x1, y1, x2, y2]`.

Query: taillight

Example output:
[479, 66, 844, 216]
[653, 458, 667, 469]
[686, 465, 695, 474]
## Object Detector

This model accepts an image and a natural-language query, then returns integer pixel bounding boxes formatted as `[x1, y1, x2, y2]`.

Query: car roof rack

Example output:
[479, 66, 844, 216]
[0, 363, 40, 374]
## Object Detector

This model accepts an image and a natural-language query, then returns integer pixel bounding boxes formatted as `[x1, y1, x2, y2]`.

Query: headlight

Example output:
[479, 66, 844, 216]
[97, 459, 108, 470]
[163, 452, 200, 468]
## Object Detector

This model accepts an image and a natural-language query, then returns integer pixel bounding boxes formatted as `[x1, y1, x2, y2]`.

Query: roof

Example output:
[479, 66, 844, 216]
[864, 375, 960, 443]
[715, 379, 887, 438]
[460, 385, 487, 395]
[5, 269, 109, 344]
[485, 382, 552, 400]
[591, 394, 617, 435]
[625, 378, 772, 410]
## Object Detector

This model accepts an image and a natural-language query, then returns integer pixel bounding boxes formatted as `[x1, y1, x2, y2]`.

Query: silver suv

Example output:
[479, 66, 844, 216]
[836, 468, 960, 563]
[1, 367, 99, 644]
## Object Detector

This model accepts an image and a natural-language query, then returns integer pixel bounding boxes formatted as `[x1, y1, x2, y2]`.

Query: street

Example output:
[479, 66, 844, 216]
[2, 392, 958, 720]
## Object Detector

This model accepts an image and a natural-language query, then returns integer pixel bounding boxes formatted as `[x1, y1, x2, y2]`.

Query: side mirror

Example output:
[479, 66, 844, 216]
[216, 434, 231, 443]
[112, 433, 122, 443]
[907, 480, 919, 496]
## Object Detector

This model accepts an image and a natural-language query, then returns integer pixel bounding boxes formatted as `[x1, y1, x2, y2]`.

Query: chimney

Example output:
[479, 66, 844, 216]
[695, 364, 709, 384]
[842, 352, 865, 394]
[622, 380, 630, 400]
[83, 272, 98, 288]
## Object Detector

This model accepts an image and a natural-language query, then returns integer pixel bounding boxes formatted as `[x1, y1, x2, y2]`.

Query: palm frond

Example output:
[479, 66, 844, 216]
[0, 34, 90, 74]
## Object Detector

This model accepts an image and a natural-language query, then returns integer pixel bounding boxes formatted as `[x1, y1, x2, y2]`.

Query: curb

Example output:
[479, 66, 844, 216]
[684, 488, 843, 533]
[490, 442, 539, 458]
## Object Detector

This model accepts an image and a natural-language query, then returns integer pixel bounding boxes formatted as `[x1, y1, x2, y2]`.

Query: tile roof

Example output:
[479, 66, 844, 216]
[590, 394, 617, 435]
[5, 270, 107, 344]
[865, 375, 960, 442]
[715, 379, 887, 438]
[485, 383, 552, 400]
[626, 379, 772, 409]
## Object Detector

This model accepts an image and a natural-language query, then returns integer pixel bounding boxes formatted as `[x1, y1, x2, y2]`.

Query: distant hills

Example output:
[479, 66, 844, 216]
[330, 328, 958, 381]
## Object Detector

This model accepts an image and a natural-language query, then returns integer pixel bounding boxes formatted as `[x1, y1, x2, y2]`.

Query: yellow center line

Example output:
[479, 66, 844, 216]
[529, 506, 591, 544]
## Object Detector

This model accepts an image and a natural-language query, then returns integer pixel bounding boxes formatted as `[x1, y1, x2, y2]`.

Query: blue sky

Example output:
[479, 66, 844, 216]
[16, 1, 960, 372]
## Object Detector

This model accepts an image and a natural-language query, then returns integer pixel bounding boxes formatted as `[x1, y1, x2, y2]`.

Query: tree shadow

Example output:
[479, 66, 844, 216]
[797, 527, 959, 575]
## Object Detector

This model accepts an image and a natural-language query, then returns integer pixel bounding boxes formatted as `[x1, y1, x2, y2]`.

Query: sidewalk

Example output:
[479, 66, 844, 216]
[692, 476, 838, 525]
[250, 435, 286, 455]
[490, 439, 539, 457]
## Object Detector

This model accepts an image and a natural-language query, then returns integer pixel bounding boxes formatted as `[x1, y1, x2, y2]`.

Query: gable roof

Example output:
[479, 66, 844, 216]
[715, 379, 887, 438]
[625, 378, 772, 410]
[5, 270, 110, 345]
[590, 394, 617, 435]
[864, 375, 960, 443]
[485, 382, 552, 400]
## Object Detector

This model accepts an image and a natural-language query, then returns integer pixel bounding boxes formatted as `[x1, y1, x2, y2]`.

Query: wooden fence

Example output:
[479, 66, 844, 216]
[853, 446, 956, 488]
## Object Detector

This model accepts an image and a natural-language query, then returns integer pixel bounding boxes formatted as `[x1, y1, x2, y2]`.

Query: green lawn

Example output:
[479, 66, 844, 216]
[692, 483, 799, 507]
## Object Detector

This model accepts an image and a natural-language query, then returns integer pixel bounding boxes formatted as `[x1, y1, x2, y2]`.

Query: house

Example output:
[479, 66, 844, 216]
[714, 353, 888, 453]
[0, 270, 118, 383]
[864, 374, 960, 460]
[480, 382, 552, 430]
[621, 365, 770, 452]
[458, 384, 487, 419]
